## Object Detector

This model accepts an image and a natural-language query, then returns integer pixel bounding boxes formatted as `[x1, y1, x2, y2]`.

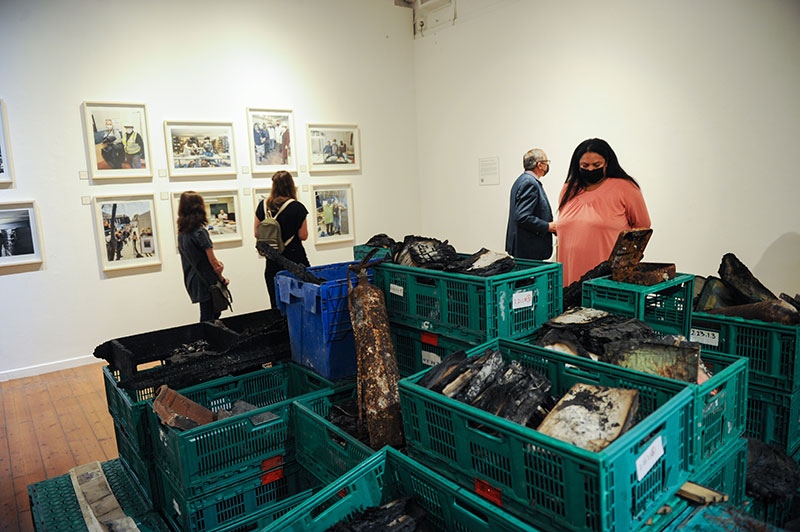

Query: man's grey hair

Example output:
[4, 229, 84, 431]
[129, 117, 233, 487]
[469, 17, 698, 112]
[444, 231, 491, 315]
[523, 149, 547, 171]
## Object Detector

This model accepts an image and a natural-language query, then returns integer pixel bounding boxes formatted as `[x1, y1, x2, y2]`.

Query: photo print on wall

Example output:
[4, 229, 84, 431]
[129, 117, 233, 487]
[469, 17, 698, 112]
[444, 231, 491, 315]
[252, 187, 271, 212]
[307, 124, 360, 173]
[164, 121, 237, 178]
[311, 183, 354, 245]
[0, 100, 14, 184]
[0, 201, 42, 268]
[93, 194, 161, 271]
[171, 190, 242, 246]
[82, 102, 153, 180]
[247, 109, 295, 174]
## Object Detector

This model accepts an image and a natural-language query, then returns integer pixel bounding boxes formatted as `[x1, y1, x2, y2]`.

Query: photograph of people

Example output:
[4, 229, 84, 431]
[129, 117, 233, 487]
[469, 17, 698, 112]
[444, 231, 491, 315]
[0, 209, 35, 257]
[100, 200, 157, 263]
[84, 103, 150, 176]
[312, 186, 352, 244]
[247, 109, 294, 172]
[171, 131, 232, 169]
[307, 125, 360, 172]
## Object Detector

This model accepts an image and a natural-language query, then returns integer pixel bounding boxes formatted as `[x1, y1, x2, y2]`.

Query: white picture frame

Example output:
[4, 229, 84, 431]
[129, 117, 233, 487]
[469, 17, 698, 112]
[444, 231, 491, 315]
[93, 194, 161, 271]
[172, 189, 243, 245]
[246, 108, 296, 174]
[307, 124, 361, 173]
[0, 99, 15, 184]
[164, 121, 237, 178]
[252, 187, 271, 212]
[311, 183, 354, 245]
[0, 201, 42, 268]
[82, 101, 153, 180]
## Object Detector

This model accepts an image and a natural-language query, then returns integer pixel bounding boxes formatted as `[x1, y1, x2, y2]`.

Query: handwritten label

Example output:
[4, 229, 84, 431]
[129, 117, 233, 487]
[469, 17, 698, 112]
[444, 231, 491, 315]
[690, 328, 720, 347]
[512, 290, 533, 309]
[390, 283, 404, 297]
[421, 350, 441, 366]
[636, 436, 664, 481]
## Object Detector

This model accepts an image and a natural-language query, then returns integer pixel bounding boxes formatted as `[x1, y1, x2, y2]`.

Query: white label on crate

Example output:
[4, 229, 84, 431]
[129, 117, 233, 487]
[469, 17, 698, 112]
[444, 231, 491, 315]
[421, 350, 441, 366]
[636, 436, 664, 481]
[512, 290, 533, 310]
[390, 283, 404, 297]
[690, 328, 720, 347]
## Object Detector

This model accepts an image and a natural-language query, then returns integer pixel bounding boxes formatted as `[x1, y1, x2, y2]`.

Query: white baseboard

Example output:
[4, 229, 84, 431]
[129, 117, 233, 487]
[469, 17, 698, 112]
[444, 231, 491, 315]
[0, 355, 100, 382]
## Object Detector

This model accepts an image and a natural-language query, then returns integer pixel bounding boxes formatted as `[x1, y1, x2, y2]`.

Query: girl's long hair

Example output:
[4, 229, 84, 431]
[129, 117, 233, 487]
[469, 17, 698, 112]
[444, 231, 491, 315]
[177, 191, 207, 234]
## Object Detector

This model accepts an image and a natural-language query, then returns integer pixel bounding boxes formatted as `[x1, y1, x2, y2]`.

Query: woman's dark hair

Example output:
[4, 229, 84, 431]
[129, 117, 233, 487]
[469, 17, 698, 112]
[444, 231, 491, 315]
[558, 138, 639, 210]
[267, 170, 297, 211]
[177, 191, 207, 234]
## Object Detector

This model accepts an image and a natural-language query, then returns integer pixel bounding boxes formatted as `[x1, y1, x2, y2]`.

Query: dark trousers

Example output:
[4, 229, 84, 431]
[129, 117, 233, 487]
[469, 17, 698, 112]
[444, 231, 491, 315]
[199, 298, 220, 323]
[265, 255, 310, 309]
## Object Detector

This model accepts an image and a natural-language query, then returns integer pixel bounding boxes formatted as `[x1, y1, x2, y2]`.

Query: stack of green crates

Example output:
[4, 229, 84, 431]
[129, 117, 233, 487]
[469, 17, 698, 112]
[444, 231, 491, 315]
[692, 312, 800, 526]
[372, 255, 562, 376]
[146, 363, 372, 532]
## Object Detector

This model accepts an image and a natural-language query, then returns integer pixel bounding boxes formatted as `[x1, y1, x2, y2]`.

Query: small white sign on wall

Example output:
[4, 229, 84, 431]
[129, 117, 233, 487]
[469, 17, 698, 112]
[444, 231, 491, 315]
[478, 156, 500, 186]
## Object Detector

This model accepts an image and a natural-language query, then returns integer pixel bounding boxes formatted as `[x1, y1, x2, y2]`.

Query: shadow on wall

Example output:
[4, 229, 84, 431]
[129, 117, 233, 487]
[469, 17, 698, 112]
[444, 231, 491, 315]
[753, 232, 800, 296]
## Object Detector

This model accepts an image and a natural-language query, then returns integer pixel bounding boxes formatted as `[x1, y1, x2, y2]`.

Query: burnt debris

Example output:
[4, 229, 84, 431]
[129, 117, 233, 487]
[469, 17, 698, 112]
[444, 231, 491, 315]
[746, 438, 800, 503]
[326, 497, 430, 532]
[695, 253, 800, 325]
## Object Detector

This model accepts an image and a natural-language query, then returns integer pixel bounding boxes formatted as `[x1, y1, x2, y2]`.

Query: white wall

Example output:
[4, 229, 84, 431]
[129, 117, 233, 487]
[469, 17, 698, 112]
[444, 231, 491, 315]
[413, 0, 800, 294]
[0, 0, 419, 378]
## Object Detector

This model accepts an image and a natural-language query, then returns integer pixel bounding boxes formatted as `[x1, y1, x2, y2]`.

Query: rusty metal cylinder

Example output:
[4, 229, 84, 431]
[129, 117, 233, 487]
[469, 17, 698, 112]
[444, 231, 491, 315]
[348, 267, 404, 449]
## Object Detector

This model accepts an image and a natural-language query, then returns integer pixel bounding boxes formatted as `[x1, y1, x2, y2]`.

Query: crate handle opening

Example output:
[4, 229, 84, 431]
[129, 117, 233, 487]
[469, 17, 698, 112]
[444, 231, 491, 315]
[466, 420, 506, 443]
[418, 276, 436, 287]
[452, 497, 489, 524]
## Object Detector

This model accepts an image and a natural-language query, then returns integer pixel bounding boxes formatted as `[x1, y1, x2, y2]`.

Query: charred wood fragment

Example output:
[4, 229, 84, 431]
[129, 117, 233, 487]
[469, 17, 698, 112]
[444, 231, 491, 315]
[718, 253, 777, 304]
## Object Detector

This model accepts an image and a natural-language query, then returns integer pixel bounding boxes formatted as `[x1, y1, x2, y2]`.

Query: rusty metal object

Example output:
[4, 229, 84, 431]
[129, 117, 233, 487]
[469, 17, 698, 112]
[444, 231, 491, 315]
[718, 252, 776, 304]
[706, 299, 800, 325]
[607, 228, 676, 286]
[347, 250, 404, 449]
[611, 262, 676, 285]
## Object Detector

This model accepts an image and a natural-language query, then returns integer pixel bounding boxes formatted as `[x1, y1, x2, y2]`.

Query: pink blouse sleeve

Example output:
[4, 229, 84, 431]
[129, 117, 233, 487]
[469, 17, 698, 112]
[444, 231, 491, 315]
[624, 182, 651, 228]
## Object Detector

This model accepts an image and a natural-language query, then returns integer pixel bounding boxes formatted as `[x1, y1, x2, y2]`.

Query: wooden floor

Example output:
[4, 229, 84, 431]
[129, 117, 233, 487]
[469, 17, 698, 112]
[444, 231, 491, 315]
[0, 362, 117, 532]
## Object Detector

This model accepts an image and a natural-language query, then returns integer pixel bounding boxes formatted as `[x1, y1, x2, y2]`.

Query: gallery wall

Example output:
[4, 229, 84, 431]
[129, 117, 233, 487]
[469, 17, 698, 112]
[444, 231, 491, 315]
[413, 0, 800, 295]
[0, 0, 419, 378]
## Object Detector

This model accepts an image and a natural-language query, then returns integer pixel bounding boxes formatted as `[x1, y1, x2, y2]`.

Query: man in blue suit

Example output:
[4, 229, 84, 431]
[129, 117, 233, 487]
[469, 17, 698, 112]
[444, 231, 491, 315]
[505, 148, 556, 260]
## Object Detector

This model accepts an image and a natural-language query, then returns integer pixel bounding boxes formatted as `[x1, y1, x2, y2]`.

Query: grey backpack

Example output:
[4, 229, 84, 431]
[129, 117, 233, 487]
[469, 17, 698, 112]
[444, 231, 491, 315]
[256, 199, 295, 255]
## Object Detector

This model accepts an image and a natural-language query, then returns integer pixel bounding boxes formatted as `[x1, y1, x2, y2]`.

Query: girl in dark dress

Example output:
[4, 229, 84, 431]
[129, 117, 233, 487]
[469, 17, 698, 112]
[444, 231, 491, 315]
[254, 171, 310, 308]
[177, 191, 230, 322]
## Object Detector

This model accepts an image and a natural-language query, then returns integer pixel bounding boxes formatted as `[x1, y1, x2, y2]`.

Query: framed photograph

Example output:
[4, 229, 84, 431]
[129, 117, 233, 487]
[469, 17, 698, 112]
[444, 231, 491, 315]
[82, 102, 153, 180]
[307, 124, 360, 173]
[0, 201, 42, 268]
[247, 109, 295, 174]
[0, 100, 15, 184]
[164, 121, 236, 178]
[93, 194, 161, 271]
[252, 187, 271, 212]
[311, 183, 354, 245]
[172, 190, 242, 245]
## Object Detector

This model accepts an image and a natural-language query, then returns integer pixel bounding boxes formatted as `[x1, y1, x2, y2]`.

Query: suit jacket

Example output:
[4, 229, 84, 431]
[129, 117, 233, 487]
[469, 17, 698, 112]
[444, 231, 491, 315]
[505, 171, 553, 260]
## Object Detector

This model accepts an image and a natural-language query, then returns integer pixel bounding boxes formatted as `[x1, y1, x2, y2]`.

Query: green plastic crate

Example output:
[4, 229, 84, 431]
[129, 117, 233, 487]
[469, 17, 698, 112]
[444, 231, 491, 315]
[353, 244, 392, 261]
[526, 340, 748, 468]
[746, 383, 800, 452]
[115, 421, 158, 506]
[691, 312, 800, 392]
[648, 436, 748, 530]
[156, 460, 319, 532]
[400, 337, 695, 532]
[390, 322, 477, 377]
[375, 258, 562, 345]
[103, 363, 162, 457]
[263, 447, 539, 531]
[28, 458, 168, 532]
[582, 274, 694, 337]
[293, 401, 375, 485]
[148, 363, 333, 499]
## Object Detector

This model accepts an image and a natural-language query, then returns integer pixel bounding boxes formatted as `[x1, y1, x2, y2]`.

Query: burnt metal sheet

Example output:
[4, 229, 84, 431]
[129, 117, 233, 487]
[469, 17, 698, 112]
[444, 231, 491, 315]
[611, 262, 676, 285]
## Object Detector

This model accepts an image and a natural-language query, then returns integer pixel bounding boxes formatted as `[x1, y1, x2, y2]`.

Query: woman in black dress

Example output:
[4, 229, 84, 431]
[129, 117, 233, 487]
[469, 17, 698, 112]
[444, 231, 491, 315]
[177, 191, 229, 322]
[254, 171, 310, 308]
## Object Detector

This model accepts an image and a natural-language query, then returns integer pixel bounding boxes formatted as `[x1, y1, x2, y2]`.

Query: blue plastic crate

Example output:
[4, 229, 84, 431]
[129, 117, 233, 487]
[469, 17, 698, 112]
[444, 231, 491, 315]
[276, 261, 375, 380]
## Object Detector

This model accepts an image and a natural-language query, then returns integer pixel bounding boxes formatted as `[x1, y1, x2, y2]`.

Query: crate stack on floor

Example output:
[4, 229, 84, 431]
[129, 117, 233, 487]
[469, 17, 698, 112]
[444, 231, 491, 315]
[27, 310, 374, 532]
[354, 243, 564, 377]
[691, 310, 800, 526]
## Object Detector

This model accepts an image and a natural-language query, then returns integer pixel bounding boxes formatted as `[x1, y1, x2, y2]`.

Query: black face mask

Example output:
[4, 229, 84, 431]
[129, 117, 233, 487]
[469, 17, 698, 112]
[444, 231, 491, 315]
[578, 167, 605, 185]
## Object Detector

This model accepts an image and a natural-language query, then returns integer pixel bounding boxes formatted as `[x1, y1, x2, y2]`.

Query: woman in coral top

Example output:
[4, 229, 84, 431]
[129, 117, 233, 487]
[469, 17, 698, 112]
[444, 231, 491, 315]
[556, 138, 651, 286]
